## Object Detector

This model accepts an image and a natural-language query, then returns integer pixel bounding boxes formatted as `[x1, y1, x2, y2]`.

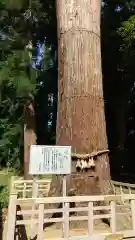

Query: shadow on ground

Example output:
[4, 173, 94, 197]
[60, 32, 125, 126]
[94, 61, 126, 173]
[14, 205, 28, 240]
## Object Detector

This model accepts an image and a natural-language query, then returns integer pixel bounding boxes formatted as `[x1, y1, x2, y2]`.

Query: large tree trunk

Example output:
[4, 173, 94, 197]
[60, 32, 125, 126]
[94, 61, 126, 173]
[49, 0, 111, 200]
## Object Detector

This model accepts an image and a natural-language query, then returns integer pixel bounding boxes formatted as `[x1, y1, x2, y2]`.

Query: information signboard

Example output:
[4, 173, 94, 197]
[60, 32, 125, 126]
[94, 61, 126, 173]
[29, 145, 71, 175]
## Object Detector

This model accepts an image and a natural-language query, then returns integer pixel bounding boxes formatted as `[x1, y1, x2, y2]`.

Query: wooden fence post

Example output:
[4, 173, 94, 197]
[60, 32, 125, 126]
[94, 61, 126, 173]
[111, 200, 116, 234]
[88, 201, 93, 236]
[6, 193, 17, 240]
[63, 202, 69, 239]
[131, 199, 135, 233]
[23, 183, 27, 198]
[120, 186, 123, 195]
[37, 203, 44, 240]
[30, 176, 39, 239]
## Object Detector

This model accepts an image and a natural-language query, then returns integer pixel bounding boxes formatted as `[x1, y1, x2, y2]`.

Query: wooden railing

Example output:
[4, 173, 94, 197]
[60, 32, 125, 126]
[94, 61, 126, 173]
[6, 194, 135, 240]
[10, 177, 135, 199]
[112, 181, 135, 194]
[10, 177, 51, 198]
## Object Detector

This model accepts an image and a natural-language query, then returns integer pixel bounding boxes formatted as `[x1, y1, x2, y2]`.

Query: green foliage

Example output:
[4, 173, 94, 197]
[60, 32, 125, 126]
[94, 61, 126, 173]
[102, 0, 135, 172]
[0, 120, 22, 168]
[0, 49, 37, 96]
[118, 15, 135, 56]
[0, 186, 9, 209]
[0, 44, 38, 168]
[0, 0, 57, 170]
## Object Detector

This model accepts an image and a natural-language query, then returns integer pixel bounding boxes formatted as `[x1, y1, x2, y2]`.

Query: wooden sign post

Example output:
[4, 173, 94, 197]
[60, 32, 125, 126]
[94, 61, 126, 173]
[29, 145, 71, 238]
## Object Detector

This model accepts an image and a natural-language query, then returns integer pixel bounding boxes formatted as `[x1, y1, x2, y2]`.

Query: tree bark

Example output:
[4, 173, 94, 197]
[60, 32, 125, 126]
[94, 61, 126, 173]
[24, 97, 37, 179]
[49, 0, 110, 198]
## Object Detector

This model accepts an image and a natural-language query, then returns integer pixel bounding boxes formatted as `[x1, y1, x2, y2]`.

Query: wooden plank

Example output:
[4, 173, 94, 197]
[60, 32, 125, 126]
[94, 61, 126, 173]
[43, 218, 63, 223]
[37, 203, 44, 240]
[17, 208, 63, 216]
[116, 204, 130, 208]
[15, 185, 49, 189]
[16, 219, 38, 225]
[15, 194, 135, 205]
[6, 194, 17, 240]
[17, 206, 111, 216]
[16, 189, 49, 193]
[34, 194, 122, 204]
[17, 210, 39, 215]
[116, 212, 131, 215]
[88, 202, 93, 236]
[110, 201, 116, 233]
[14, 179, 51, 184]
[93, 206, 111, 211]
[93, 214, 111, 220]
[131, 200, 135, 233]
[124, 195, 135, 200]
[104, 196, 122, 201]
[69, 216, 88, 221]
[69, 207, 88, 212]
[15, 193, 135, 205]
[17, 219, 68, 226]
[17, 207, 89, 216]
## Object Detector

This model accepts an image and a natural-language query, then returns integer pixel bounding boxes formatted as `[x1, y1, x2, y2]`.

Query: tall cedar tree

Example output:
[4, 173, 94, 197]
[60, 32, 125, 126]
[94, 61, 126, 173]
[49, 0, 111, 199]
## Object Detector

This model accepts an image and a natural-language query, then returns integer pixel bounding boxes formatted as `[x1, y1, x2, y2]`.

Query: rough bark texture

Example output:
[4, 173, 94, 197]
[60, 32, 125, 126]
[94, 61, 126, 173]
[24, 98, 36, 179]
[49, 0, 111, 200]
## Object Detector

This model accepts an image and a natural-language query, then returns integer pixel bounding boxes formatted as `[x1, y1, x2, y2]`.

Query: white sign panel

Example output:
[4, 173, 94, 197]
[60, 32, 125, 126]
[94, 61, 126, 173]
[29, 145, 71, 175]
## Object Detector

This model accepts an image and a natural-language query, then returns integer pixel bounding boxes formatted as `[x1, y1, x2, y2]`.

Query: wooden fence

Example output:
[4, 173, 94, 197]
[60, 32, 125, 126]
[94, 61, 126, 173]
[10, 177, 51, 198]
[6, 177, 135, 240]
[112, 181, 135, 195]
[6, 193, 135, 240]
[10, 177, 135, 199]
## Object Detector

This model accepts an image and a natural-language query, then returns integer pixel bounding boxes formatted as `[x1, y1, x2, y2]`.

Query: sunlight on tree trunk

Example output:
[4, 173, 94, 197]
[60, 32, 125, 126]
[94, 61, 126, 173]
[49, 0, 111, 197]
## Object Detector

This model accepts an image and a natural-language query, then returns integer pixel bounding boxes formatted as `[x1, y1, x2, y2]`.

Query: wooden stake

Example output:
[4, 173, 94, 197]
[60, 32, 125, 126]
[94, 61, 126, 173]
[37, 203, 44, 240]
[6, 194, 17, 240]
[88, 201, 93, 236]
[111, 200, 116, 234]
[62, 175, 67, 237]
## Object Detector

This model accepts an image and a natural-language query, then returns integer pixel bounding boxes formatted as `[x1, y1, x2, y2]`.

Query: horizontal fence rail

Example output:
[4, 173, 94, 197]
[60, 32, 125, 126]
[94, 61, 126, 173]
[6, 194, 135, 240]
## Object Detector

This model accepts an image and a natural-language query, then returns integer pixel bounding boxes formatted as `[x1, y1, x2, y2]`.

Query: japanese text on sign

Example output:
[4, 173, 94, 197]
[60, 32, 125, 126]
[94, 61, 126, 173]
[29, 145, 71, 175]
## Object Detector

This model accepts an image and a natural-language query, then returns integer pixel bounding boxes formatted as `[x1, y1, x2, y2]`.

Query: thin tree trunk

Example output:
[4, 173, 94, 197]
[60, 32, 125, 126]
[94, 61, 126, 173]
[24, 97, 36, 179]
[23, 40, 37, 180]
